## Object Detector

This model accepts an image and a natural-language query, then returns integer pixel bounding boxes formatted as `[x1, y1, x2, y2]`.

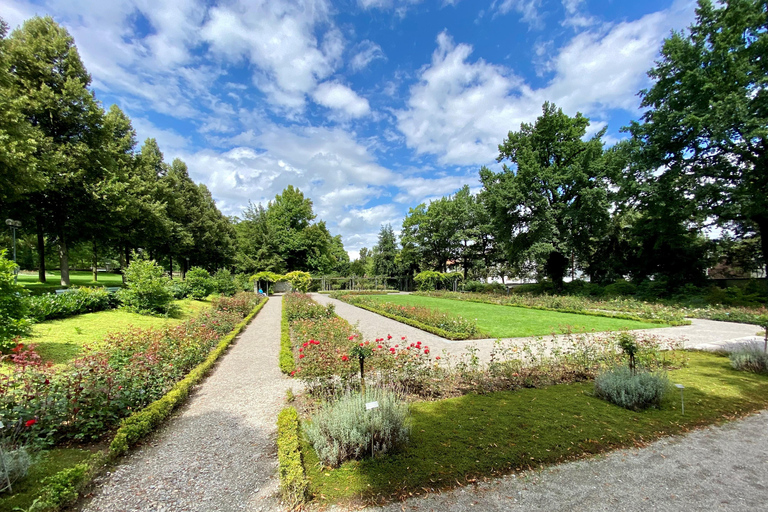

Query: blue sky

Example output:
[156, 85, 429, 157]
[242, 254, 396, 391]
[4, 0, 698, 258]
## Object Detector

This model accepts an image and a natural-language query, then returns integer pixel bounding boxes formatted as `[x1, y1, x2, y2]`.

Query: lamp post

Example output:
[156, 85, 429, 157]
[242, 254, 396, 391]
[5, 219, 22, 284]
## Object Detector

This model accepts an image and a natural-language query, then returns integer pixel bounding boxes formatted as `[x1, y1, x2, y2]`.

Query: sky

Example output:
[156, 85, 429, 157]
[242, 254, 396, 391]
[3, 0, 699, 259]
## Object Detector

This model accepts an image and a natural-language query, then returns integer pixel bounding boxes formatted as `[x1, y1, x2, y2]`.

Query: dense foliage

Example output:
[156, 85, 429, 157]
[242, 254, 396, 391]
[25, 287, 115, 322]
[0, 250, 29, 350]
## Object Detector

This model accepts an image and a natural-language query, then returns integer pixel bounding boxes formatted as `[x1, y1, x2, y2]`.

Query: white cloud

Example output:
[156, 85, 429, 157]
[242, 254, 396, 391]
[312, 81, 371, 118]
[561, 0, 595, 28]
[493, 0, 544, 28]
[397, 1, 697, 166]
[350, 40, 386, 72]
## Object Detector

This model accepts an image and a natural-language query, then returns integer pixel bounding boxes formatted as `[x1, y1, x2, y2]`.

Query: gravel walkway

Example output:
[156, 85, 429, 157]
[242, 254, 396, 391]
[312, 294, 765, 362]
[81, 296, 291, 512]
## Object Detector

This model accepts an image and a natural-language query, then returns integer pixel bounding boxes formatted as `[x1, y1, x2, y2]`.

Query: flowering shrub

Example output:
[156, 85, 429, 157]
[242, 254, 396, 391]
[0, 293, 263, 448]
[283, 293, 335, 322]
[25, 287, 116, 322]
[337, 294, 485, 339]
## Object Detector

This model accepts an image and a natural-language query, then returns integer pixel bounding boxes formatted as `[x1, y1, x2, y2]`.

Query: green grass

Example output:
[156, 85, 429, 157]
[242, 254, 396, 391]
[304, 351, 768, 505]
[0, 448, 93, 511]
[369, 294, 663, 337]
[18, 299, 209, 364]
[17, 270, 125, 295]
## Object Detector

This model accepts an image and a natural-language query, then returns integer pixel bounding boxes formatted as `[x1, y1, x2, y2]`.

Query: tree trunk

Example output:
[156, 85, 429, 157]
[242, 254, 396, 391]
[546, 251, 568, 292]
[169, 255, 173, 279]
[59, 232, 70, 286]
[36, 216, 46, 283]
[92, 243, 98, 282]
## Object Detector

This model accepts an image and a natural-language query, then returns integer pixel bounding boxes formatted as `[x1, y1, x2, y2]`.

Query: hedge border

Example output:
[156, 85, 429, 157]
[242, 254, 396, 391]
[277, 406, 308, 508]
[27, 297, 268, 512]
[336, 297, 482, 340]
[280, 303, 296, 374]
[415, 292, 691, 327]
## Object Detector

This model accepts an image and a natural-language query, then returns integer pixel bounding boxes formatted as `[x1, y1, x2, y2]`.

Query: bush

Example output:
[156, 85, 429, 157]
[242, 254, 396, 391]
[284, 271, 312, 293]
[185, 267, 215, 299]
[277, 407, 308, 507]
[117, 255, 176, 315]
[283, 293, 334, 322]
[25, 287, 115, 322]
[213, 268, 238, 296]
[0, 250, 30, 352]
[304, 388, 409, 467]
[167, 279, 190, 299]
[604, 279, 638, 297]
[464, 281, 507, 294]
[0, 446, 31, 486]
[729, 347, 768, 374]
[594, 366, 668, 410]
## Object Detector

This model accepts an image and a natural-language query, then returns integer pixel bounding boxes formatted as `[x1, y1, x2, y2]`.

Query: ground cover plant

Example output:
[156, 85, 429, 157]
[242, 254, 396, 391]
[332, 293, 487, 340]
[301, 351, 768, 506]
[365, 293, 666, 337]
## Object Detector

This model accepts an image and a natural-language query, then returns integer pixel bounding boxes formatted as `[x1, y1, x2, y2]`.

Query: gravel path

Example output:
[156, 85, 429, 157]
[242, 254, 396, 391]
[81, 296, 291, 512]
[312, 294, 765, 362]
[352, 410, 768, 512]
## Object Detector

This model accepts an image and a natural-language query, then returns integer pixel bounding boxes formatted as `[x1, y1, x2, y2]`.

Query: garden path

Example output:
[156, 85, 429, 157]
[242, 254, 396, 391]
[81, 296, 292, 512]
[312, 294, 764, 363]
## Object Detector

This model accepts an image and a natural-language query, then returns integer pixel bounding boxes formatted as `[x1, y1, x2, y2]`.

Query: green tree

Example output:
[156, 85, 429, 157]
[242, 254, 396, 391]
[0, 249, 29, 350]
[7, 16, 106, 286]
[480, 102, 612, 290]
[628, 0, 768, 276]
[372, 224, 398, 277]
[401, 197, 458, 273]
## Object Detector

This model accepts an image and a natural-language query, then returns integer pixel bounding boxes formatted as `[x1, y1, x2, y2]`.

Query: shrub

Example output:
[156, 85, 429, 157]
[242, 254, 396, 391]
[283, 293, 334, 322]
[304, 388, 409, 467]
[0, 446, 31, 486]
[167, 279, 190, 299]
[25, 287, 115, 322]
[277, 407, 308, 507]
[604, 279, 638, 297]
[117, 255, 175, 315]
[594, 366, 668, 410]
[284, 271, 312, 293]
[414, 270, 455, 291]
[729, 347, 768, 374]
[464, 281, 507, 294]
[0, 249, 30, 352]
[213, 268, 238, 296]
[185, 267, 215, 299]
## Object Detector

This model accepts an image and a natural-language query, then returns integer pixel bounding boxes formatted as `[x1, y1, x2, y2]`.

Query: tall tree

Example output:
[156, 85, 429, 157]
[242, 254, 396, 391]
[401, 197, 459, 272]
[628, 0, 768, 276]
[8, 16, 106, 285]
[480, 102, 611, 290]
[373, 224, 398, 277]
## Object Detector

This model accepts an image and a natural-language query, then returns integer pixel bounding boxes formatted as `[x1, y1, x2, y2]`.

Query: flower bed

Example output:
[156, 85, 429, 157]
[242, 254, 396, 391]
[0, 292, 264, 449]
[333, 294, 488, 340]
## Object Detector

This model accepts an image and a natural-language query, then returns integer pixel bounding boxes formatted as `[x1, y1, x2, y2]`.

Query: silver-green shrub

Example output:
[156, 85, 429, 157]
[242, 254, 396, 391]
[1, 446, 32, 486]
[729, 347, 768, 374]
[304, 388, 409, 467]
[594, 366, 668, 410]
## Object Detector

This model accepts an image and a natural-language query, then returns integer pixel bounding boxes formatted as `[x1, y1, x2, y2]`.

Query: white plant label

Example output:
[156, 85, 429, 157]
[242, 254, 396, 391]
[365, 401, 379, 410]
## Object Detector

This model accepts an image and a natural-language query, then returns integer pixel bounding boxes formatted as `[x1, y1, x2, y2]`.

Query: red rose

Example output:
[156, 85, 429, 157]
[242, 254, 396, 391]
[341, 355, 349, 361]
[360, 342, 364, 347]
[436, 356, 441, 360]
[303, 342, 309, 348]
[401, 336, 406, 340]
[377, 345, 383, 349]
[25, 419, 37, 427]
[299, 354, 305, 359]
[390, 348, 396, 353]
[387, 334, 392, 340]
[348, 335, 355, 340]
[424, 349, 430, 354]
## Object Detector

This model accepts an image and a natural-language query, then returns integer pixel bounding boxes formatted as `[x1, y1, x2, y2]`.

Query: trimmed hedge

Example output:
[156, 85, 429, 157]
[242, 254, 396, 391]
[27, 453, 106, 512]
[280, 303, 296, 374]
[109, 297, 268, 456]
[342, 300, 476, 340]
[277, 407, 308, 508]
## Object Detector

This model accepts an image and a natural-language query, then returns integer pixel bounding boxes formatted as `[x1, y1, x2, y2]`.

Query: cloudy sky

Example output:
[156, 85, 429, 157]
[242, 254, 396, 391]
[3, 0, 697, 258]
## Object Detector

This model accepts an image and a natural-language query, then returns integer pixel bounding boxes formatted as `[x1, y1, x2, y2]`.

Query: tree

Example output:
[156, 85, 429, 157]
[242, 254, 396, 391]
[401, 197, 458, 273]
[628, 0, 768, 276]
[7, 16, 106, 286]
[372, 224, 398, 277]
[480, 102, 612, 290]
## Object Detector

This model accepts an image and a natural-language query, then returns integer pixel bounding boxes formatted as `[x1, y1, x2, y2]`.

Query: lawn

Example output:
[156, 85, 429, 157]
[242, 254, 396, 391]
[368, 294, 663, 337]
[17, 270, 125, 295]
[304, 351, 768, 505]
[19, 299, 210, 364]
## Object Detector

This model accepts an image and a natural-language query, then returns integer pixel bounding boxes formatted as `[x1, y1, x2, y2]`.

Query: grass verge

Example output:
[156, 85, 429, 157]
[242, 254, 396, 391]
[17, 271, 124, 295]
[303, 351, 768, 506]
[345, 300, 478, 340]
[20, 299, 209, 365]
[3, 298, 268, 512]
[370, 294, 667, 338]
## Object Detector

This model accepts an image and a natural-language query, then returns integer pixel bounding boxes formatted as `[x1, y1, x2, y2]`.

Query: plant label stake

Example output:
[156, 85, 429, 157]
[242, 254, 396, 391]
[675, 384, 685, 415]
[366, 401, 379, 458]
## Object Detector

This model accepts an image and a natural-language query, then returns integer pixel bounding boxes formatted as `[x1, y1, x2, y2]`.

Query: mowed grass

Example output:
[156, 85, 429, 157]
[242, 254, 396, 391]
[17, 270, 124, 295]
[19, 299, 209, 364]
[0, 448, 93, 511]
[304, 351, 768, 505]
[369, 294, 663, 337]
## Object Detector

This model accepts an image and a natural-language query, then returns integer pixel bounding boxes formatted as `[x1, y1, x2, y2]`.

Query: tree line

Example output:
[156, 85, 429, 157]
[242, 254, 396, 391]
[354, 1, 766, 292]
[0, 16, 349, 286]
